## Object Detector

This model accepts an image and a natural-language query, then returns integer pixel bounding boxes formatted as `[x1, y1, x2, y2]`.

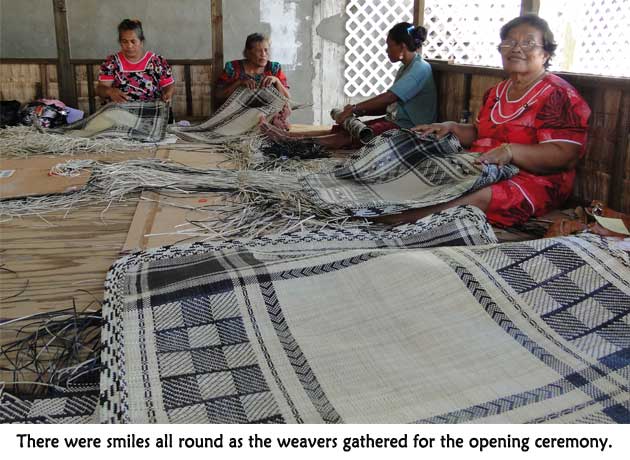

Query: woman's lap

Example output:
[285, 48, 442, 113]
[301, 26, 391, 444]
[486, 172, 573, 227]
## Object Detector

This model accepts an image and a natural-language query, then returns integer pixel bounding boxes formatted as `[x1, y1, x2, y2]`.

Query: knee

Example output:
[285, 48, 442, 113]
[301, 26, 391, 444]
[466, 187, 492, 211]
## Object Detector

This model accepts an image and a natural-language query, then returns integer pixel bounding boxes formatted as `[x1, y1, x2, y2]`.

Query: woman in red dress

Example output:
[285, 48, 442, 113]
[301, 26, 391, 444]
[383, 14, 591, 227]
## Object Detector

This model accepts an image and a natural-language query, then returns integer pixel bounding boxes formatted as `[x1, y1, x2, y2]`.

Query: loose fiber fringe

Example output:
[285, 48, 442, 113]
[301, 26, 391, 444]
[0, 153, 375, 238]
[0, 305, 102, 397]
[0, 125, 155, 157]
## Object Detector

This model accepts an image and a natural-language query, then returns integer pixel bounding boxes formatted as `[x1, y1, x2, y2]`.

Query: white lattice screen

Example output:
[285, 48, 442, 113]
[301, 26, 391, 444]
[343, 0, 628, 97]
[343, 0, 521, 97]
[344, 0, 413, 97]
[422, 1, 522, 66]
[540, 0, 630, 77]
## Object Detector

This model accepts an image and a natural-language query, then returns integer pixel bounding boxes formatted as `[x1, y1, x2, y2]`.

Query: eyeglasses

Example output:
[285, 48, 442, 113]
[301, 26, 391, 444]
[497, 39, 544, 52]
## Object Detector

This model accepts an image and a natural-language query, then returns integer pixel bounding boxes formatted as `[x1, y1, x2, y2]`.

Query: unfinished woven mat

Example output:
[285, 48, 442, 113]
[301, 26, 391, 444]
[301, 129, 519, 217]
[169, 86, 287, 143]
[52, 101, 169, 142]
[0, 101, 169, 157]
[100, 224, 630, 424]
[0, 390, 98, 424]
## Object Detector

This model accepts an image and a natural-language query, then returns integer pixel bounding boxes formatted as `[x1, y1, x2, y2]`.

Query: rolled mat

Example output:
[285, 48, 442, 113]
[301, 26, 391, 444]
[330, 108, 374, 144]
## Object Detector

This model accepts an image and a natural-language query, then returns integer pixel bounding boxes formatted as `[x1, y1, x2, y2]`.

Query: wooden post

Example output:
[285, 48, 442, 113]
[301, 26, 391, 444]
[461, 73, 472, 123]
[86, 64, 96, 114]
[38, 64, 50, 99]
[184, 64, 193, 116]
[520, 0, 540, 15]
[608, 91, 630, 210]
[413, 0, 425, 26]
[52, 0, 77, 107]
[211, 0, 224, 113]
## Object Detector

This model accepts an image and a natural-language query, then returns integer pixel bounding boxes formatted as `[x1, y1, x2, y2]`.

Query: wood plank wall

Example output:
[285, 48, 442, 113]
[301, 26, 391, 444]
[430, 61, 630, 213]
[0, 63, 60, 102]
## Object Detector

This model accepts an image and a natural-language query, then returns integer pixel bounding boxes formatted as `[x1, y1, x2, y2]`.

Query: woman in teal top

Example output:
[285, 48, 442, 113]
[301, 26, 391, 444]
[386, 49, 437, 129]
[262, 22, 437, 148]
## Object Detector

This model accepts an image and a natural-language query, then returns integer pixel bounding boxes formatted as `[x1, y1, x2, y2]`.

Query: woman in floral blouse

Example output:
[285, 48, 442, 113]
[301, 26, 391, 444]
[384, 14, 591, 228]
[96, 19, 175, 104]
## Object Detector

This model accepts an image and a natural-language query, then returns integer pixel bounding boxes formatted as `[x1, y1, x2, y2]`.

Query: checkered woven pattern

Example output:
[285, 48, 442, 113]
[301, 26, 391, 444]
[0, 391, 98, 424]
[101, 204, 630, 423]
[151, 292, 283, 423]
[301, 130, 519, 217]
[479, 238, 630, 371]
[101, 226, 630, 423]
[417, 236, 630, 423]
[52, 101, 169, 142]
[169, 86, 287, 143]
[99, 206, 498, 423]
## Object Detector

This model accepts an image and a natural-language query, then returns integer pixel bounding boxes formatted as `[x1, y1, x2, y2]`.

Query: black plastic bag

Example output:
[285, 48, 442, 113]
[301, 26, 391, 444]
[0, 100, 21, 128]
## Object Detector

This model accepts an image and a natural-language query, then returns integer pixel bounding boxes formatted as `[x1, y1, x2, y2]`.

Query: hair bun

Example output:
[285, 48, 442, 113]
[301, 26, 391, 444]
[410, 25, 428, 45]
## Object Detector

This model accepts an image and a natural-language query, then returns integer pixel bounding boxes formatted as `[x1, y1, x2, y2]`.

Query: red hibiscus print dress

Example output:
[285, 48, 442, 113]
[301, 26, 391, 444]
[471, 73, 591, 227]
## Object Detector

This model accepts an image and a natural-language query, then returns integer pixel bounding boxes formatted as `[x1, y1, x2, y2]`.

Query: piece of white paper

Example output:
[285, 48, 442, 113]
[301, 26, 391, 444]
[594, 214, 630, 235]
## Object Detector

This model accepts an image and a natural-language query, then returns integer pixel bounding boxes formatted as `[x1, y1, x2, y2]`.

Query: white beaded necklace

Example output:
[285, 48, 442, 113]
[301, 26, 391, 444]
[490, 77, 551, 125]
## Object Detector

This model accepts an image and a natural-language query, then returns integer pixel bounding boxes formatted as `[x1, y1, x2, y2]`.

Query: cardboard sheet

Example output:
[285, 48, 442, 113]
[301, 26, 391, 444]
[123, 149, 234, 251]
[123, 191, 229, 251]
[156, 149, 235, 168]
[0, 158, 91, 200]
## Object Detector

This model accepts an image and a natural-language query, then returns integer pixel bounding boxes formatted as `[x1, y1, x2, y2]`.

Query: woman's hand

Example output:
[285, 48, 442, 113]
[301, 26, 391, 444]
[240, 79, 257, 90]
[475, 143, 513, 166]
[411, 121, 458, 138]
[161, 85, 175, 103]
[334, 105, 354, 124]
[261, 75, 280, 88]
[107, 87, 129, 103]
[411, 121, 477, 147]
